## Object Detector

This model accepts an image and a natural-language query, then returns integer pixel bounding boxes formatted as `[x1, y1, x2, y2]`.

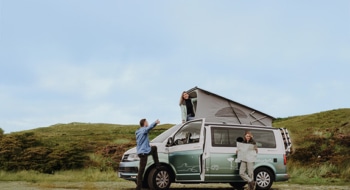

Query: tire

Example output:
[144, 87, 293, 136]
[229, 182, 246, 190]
[148, 166, 172, 190]
[254, 168, 274, 190]
[142, 180, 149, 189]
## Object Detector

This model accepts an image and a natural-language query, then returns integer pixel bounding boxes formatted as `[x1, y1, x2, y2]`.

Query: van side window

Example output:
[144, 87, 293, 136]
[173, 121, 202, 145]
[251, 129, 276, 148]
[212, 127, 244, 147]
[211, 127, 276, 148]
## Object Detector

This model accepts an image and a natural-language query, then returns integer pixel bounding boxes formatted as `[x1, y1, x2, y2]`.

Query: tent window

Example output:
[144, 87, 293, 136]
[189, 92, 197, 97]
[215, 107, 247, 118]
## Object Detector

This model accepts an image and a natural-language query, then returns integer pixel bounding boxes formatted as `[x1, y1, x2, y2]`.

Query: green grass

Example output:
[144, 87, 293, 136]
[286, 161, 349, 185]
[0, 169, 121, 182]
[113, 138, 131, 144]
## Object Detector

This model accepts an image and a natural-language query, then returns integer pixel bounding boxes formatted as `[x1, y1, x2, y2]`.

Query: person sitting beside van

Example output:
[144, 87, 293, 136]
[179, 91, 197, 123]
[238, 131, 258, 190]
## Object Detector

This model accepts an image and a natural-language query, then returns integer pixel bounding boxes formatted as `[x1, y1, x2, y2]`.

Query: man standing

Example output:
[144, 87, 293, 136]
[136, 118, 160, 190]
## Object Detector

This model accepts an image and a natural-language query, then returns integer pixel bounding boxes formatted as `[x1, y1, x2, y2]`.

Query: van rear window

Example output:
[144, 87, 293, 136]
[211, 127, 276, 148]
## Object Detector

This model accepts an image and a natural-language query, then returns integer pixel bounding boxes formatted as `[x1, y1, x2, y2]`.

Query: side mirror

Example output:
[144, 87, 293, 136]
[167, 137, 174, 147]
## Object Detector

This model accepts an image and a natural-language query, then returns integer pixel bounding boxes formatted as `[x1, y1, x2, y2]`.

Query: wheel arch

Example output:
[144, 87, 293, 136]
[145, 163, 176, 182]
[254, 165, 277, 182]
[254, 166, 276, 181]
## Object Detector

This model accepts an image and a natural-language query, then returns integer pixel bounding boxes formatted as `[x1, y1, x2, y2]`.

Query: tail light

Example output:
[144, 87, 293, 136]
[284, 154, 287, 165]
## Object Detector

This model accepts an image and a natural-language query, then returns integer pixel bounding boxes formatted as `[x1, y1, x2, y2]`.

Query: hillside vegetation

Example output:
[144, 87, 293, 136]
[0, 109, 349, 184]
[0, 122, 172, 173]
[273, 108, 350, 183]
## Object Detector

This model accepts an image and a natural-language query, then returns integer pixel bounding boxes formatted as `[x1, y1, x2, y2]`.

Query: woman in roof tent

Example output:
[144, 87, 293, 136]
[179, 91, 197, 123]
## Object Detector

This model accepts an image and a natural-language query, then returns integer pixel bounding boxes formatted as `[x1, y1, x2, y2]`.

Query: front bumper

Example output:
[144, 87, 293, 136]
[118, 161, 139, 181]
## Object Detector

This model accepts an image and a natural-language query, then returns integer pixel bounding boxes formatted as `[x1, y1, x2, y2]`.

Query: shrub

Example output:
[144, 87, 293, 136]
[0, 133, 89, 173]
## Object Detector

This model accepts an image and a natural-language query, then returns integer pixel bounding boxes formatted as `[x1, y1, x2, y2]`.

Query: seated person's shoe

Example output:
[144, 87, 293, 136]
[253, 181, 256, 190]
[248, 181, 254, 190]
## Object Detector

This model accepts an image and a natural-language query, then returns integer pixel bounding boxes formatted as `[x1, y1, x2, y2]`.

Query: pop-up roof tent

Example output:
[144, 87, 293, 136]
[187, 87, 275, 126]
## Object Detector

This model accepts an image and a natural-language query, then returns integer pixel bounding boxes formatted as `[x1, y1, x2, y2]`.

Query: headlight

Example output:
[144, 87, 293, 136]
[122, 153, 140, 162]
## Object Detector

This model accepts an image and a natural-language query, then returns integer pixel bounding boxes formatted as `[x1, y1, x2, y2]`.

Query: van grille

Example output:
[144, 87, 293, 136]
[118, 166, 138, 173]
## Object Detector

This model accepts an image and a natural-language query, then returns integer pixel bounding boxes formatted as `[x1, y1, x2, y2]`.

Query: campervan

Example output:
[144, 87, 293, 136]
[118, 119, 290, 190]
[118, 87, 292, 190]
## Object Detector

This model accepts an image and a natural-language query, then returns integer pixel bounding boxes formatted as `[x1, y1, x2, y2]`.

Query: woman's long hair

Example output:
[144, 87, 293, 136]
[243, 131, 254, 142]
[179, 91, 187, 106]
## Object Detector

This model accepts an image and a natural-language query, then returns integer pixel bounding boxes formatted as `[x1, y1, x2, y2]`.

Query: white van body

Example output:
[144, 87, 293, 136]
[118, 119, 289, 190]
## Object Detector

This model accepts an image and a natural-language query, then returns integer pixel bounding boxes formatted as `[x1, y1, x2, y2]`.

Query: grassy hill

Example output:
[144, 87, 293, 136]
[1, 109, 349, 184]
[273, 108, 350, 184]
[14, 123, 173, 171]
[0, 122, 172, 174]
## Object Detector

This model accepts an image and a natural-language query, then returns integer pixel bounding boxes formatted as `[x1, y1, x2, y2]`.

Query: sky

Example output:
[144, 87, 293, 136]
[0, 0, 349, 133]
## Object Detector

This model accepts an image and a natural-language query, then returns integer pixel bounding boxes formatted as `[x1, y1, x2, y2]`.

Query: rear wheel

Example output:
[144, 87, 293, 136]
[229, 182, 246, 190]
[148, 166, 172, 190]
[254, 168, 274, 190]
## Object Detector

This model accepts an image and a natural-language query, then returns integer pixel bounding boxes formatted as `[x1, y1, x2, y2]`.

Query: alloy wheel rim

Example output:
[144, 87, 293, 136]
[156, 170, 170, 188]
[256, 171, 271, 188]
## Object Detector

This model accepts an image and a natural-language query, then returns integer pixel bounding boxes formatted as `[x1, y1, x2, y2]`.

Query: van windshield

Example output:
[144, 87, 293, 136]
[151, 124, 182, 143]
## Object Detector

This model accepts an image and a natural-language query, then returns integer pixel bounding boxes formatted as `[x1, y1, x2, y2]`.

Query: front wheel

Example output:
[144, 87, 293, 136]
[254, 167, 274, 190]
[148, 166, 172, 190]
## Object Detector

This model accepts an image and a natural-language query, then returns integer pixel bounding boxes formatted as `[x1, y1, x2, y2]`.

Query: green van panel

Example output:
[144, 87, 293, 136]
[169, 149, 202, 181]
[206, 153, 241, 181]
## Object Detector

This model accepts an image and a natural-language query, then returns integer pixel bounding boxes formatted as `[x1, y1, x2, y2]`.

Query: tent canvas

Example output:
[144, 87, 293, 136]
[187, 87, 274, 126]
